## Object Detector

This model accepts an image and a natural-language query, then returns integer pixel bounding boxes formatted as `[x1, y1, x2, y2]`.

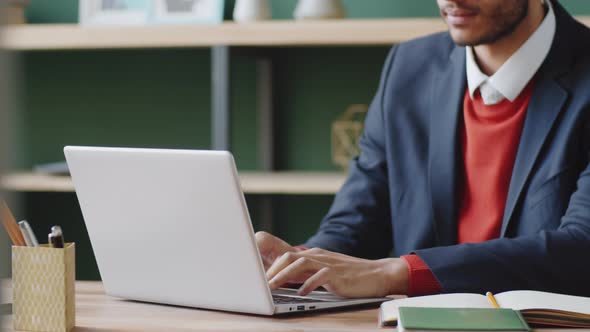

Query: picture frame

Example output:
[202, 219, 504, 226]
[150, 0, 225, 25]
[79, 0, 151, 26]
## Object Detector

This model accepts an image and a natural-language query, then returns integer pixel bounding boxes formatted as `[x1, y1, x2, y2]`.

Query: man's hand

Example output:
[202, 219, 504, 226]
[255, 232, 409, 298]
[255, 231, 298, 270]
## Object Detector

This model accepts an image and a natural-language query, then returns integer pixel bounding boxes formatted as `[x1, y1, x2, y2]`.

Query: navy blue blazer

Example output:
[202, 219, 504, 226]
[305, 1, 590, 296]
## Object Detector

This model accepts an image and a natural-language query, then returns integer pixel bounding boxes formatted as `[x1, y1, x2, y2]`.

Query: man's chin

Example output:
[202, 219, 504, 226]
[451, 30, 492, 46]
[449, 31, 481, 47]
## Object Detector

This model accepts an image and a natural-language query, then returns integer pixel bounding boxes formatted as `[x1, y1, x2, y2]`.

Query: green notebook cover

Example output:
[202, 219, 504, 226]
[398, 307, 531, 331]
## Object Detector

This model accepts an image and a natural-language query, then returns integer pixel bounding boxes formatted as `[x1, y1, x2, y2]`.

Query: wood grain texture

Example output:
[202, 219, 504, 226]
[1, 171, 347, 194]
[0, 19, 446, 50]
[2, 17, 589, 51]
[2, 280, 588, 331]
[2, 280, 383, 332]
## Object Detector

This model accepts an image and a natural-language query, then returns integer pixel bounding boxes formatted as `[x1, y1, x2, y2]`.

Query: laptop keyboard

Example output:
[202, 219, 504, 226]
[272, 294, 328, 304]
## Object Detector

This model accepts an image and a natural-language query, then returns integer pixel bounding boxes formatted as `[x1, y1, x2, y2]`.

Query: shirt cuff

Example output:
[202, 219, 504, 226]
[401, 254, 443, 296]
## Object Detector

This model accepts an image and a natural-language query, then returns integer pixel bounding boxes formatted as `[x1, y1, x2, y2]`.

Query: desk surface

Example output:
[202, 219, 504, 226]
[1, 281, 386, 331]
[1, 281, 587, 332]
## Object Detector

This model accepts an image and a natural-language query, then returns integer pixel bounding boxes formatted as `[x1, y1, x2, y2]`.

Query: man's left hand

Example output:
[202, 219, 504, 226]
[266, 247, 409, 298]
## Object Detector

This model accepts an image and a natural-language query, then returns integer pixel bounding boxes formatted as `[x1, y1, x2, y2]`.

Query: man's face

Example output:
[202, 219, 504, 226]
[437, 0, 530, 46]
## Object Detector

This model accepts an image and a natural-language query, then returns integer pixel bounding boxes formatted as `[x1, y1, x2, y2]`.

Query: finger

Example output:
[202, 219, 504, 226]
[255, 231, 275, 258]
[298, 267, 332, 296]
[295, 247, 354, 265]
[268, 257, 323, 290]
[256, 232, 298, 271]
[266, 251, 300, 280]
[255, 232, 284, 270]
[260, 251, 278, 271]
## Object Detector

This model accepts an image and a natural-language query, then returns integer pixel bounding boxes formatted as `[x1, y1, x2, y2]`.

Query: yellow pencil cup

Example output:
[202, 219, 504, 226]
[12, 243, 76, 332]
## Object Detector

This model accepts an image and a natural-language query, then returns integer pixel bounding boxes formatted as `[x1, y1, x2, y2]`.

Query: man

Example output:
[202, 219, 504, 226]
[256, 0, 590, 298]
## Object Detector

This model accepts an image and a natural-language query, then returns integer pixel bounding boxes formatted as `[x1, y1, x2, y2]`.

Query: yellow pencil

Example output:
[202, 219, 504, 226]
[486, 292, 500, 309]
[0, 200, 26, 246]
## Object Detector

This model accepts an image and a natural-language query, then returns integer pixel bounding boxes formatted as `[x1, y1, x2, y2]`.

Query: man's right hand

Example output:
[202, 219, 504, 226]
[255, 231, 297, 270]
[255, 231, 410, 297]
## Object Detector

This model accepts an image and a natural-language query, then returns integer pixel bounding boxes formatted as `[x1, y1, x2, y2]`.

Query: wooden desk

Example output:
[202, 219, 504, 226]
[2, 281, 385, 331]
[2, 281, 588, 332]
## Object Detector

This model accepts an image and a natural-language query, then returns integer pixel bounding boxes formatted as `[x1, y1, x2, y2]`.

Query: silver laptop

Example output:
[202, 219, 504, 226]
[64, 146, 386, 315]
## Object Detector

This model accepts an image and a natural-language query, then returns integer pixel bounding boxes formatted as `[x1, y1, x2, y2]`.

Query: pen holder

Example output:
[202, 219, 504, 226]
[12, 243, 76, 332]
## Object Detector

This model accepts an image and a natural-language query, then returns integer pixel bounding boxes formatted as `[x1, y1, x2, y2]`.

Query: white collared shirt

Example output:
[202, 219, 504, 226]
[466, 0, 556, 105]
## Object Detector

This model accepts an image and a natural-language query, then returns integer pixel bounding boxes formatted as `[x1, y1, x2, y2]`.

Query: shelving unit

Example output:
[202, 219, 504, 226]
[2, 17, 589, 50]
[0, 18, 452, 200]
[0, 17, 590, 194]
[1, 19, 448, 50]
[5, 16, 590, 231]
[1, 172, 347, 195]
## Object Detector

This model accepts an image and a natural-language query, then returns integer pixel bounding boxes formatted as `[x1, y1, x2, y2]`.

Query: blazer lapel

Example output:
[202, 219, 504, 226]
[429, 46, 466, 246]
[500, 3, 575, 236]
[500, 81, 568, 236]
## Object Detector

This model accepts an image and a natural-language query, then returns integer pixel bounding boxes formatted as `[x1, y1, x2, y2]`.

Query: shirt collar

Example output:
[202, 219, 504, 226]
[466, 0, 556, 102]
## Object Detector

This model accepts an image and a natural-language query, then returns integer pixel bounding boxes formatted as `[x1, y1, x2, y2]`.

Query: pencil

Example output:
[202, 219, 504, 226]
[0, 200, 26, 246]
[486, 292, 500, 309]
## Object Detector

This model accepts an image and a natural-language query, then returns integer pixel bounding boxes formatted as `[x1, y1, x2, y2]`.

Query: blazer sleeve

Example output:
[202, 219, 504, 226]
[415, 152, 590, 296]
[303, 47, 397, 260]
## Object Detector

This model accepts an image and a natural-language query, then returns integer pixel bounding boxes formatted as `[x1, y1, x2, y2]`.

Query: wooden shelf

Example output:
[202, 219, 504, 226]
[3, 17, 589, 51]
[0, 18, 449, 50]
[2, 173, 75, 193]
[1, 171, 347, 195]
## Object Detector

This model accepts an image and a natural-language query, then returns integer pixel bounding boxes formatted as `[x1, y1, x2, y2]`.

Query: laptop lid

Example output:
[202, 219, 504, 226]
[65, 146, 275, 315]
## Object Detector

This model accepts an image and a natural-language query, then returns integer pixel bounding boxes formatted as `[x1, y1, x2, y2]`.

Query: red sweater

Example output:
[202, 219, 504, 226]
[401, 83, 533, 296]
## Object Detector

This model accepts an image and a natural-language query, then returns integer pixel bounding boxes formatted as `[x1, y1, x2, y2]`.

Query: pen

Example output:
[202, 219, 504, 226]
[18, 220, 39, 247]
[486, 292, 500, 309]
[48, 225, 64, 248]
[0, 200, 26, 246]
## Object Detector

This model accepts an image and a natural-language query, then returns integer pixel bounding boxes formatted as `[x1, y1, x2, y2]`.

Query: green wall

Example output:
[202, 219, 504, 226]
[24, 0, 590, 23]
[14, 43, 389, 279]
[6, 1, 590, 280]
[25, 0, 444, 23]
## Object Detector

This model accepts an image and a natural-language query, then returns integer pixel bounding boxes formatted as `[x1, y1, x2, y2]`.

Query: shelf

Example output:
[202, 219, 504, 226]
[1, 171, 347, 195]
[2, 173, 75, 193]
[3, 17, 589, 51]
[0, 18, 449, 50]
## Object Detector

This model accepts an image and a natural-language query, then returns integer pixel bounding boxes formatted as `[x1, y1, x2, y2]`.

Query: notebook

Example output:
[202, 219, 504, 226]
[398, 307, 530, 332]
[380, 290, 590, 328]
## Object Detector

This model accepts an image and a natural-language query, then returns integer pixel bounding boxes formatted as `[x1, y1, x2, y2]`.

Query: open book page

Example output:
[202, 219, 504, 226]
[380, 293, 492, 324]
[495, 291, 590, 314]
